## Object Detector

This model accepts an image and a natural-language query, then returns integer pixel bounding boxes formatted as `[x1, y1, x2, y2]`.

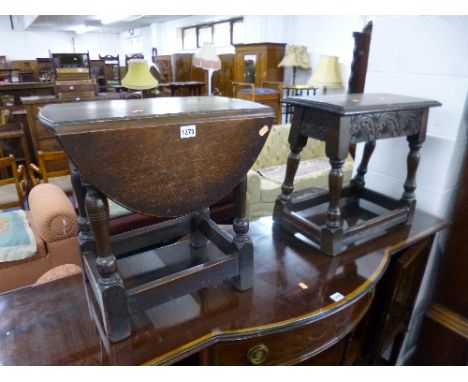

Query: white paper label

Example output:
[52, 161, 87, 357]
[180, 125, 196, 139]
[330, 292, 345, 302]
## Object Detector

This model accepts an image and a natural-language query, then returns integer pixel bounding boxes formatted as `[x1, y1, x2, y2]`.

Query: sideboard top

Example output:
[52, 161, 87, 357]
[282, 93, 441, 115]
[38, 96, 273, 134]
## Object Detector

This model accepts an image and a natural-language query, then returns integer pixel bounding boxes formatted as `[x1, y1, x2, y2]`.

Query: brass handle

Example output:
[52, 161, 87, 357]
[246, 343, 269, 365]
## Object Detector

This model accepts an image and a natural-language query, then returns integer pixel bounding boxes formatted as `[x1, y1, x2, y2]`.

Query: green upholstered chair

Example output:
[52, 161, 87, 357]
[246, 123, 354, 219]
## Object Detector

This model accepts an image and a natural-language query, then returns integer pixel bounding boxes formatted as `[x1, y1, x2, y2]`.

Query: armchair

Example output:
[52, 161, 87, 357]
[246, 123, 354, 219]
[0, 183, 81, 293]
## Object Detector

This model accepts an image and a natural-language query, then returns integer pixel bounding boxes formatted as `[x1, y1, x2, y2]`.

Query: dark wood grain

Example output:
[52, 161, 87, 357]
[0, 211, 447, 365]
[234, 43, 285, 88]
[276, 93, 441, 255]
[413, 144, 468, 365]
[39, 96, 274, 217]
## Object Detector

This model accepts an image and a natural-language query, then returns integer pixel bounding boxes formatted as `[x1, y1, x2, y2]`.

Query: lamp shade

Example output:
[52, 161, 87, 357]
[278, 45, 310, 69]
[192, 43, 221, 70]
[122, 59, 158, 90]
[308, 55, 342, 88]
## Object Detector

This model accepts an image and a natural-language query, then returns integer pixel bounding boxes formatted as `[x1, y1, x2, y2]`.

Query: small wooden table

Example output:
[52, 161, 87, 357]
[158, 81, 205, 96]
[275, 93, 441, 255]
[0, 212, 447, 365]
[38, 96, 274, 342]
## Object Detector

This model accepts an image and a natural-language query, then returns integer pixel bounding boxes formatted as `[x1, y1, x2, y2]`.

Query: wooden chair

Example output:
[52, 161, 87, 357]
[99, 54, 121, 90]
[232, 81, 282, 123]
[29, 150, 73, 197]
[0, 121, 31, 180]
[0, 154, 28, 210]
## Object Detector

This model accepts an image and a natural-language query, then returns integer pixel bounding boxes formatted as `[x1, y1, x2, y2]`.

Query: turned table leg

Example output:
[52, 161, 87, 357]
[232, 175, 253, 291]
[84, 184, 130, 342]
[70, 168, 94, 282]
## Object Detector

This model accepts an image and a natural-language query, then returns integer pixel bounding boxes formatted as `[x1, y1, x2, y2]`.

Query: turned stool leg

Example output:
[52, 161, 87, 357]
[351, 141, 376, 193]
[85, 184, 130, 342]
[279, 133, 308, 201]
[327, 158, 346, 228]
[232, 175, 253, 291]
[402, 135, 422, 202]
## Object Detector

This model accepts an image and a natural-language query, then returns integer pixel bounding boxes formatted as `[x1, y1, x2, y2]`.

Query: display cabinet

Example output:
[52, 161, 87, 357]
[233, 43, 285, 87]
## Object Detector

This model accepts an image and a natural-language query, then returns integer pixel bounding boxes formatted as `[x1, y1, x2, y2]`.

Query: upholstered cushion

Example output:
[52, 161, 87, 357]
[48, 175, 74, 194]
[255, 160, 354, 207]
[250, 124, 325, 171]
[108, 199, 132, 219]
[238, 87, 276, 94]
[35, 263, 81, 285]
[258, 157, 331, 184]
[0, 184, 20, 206]
[0, 210, 37, 262]
[28, 183, 77, 243]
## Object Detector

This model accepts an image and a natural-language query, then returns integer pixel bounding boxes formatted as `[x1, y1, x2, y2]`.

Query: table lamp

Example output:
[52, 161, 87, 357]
[122, 59, 158, 91]
[278, 45, 311, 85]
[192, 43, 221, 96]
[308, 55, 342, 95]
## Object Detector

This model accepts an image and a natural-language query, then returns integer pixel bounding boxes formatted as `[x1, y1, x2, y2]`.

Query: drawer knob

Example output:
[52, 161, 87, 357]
[247, 344, 269, 365]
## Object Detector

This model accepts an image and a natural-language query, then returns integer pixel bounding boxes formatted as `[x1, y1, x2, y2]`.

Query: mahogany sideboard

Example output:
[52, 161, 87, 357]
[0, 211, 446, 365]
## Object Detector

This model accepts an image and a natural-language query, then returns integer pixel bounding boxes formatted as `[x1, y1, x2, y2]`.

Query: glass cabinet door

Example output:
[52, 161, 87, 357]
[243, 54, 256, 83]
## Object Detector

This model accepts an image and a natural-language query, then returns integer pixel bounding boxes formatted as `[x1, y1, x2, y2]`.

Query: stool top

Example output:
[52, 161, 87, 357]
[282, 93, 441, 115]
[38, 96, 274, 217]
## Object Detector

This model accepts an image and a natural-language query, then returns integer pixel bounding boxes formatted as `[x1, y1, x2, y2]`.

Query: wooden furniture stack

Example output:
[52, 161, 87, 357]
[52, 53, 97, 101]
[38, 96, 275, 342]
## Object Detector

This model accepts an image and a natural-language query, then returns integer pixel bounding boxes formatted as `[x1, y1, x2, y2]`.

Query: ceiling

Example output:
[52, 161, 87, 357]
[25, 15, 191, 34]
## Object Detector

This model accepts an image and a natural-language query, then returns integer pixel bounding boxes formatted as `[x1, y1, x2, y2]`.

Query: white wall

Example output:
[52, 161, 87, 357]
[359, 15, 468, 364]
[73, 32, 121, 60]
[283, 16, 366, 92]
[151, 15, 365, 95]
[360, 15, 468, 220]
[0, 16, 121, 61]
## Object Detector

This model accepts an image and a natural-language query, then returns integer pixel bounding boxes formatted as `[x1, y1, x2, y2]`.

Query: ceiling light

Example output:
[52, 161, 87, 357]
[73, 25, 96, 34]
[101, 15, 131, 25]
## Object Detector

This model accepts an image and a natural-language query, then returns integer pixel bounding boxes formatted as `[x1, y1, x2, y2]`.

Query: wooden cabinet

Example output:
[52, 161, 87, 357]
[413, 146, 468, 365]
[155, 55, 173, 82]
[90, 59, 108, 92]
[358, 235, 439, 364]
[234, 43, 285, 87]
[208, 292, 373, 365]
[233, 43, 285, 122]
[172, 53, 205, 96]
[212, 54, 235, 97]
[0, 210, 446, 365]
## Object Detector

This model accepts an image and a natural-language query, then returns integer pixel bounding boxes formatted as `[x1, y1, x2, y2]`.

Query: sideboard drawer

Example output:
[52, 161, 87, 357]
[209, 292, 373, 365]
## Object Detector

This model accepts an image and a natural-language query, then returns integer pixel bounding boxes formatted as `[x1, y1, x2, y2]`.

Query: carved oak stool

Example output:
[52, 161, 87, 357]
[39, 96, 274, 342]
[274, 93, 441, 256]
